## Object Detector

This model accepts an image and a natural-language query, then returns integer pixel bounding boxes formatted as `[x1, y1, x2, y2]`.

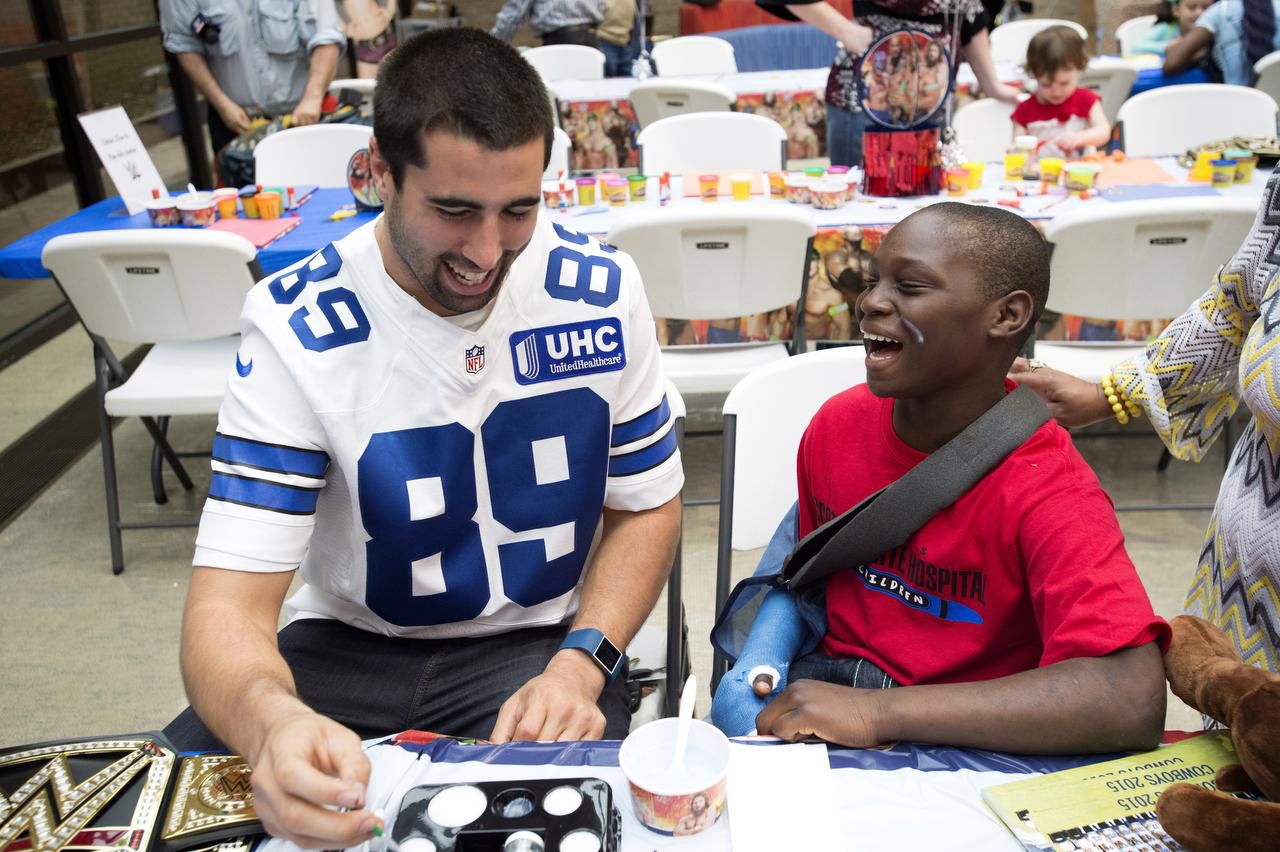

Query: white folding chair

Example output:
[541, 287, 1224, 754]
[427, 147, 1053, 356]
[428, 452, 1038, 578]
[523, 44, 606, 81]
[710, 345, 868, 683]
[1116, 84, 1278, 156]
[627, 78, 736, 129]
[607, 205, 816, 396]
[543, 126, 572, 179]
[254, 123, 373, 186]
[1115, 14, 1157, 55]
[635, 112, 786, 174]
[1077, 57, 1138, 124]
[628, 378, 690, 727]
[652, 35, 737, 76]
[41, 230, 260, 574]
[328, 78, 375, 97]
[1254, 49, 1280, 109]
[989, 19, 1089, 66]
[950, 97, 1016, 163]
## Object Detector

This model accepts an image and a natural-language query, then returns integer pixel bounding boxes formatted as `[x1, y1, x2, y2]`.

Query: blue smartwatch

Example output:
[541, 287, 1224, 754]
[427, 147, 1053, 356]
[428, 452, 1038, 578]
[561, 628, 625, 683]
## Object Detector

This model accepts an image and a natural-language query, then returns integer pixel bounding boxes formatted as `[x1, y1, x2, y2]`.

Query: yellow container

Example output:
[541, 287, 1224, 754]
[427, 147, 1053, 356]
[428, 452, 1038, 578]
[1003, 151, 1027, 180]
[768, 171, 787, 197]
[1234, 156, 1258, 183]
[1190, 149, 1217, 181]
[945, 167, 968, 196]
[606, 179, 628, 206]
[730, 173, 751, 201]
[628, 174, 647, 201]
[215, 194, 238, 220]
[1064, 164, 1099, 194]
[1210, 159, 1237, 188]
[576, 178, 596, 206]
[1038, 157, 1064, 184]
[963, 161, 984, 189]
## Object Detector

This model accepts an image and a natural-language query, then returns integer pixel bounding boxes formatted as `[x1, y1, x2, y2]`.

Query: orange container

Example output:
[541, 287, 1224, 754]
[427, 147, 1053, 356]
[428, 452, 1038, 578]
[945, 167, 968, 196]
[698, 174, 719, 201]
[768, 171, 787, 198]
[255, 191, 282, 219]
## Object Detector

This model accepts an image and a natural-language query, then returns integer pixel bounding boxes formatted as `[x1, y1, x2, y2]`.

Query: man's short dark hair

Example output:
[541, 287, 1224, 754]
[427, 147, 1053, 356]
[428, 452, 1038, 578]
[373, 27, 555, 187]
[920, 202, 1051, 337]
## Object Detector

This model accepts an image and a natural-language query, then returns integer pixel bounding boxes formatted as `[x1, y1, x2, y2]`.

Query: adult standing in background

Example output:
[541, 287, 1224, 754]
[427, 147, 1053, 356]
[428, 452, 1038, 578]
[1163, 0, 1280, 85]
[160, 0, 344, 156]
[492, 0, 607, 47]
[599, 0, 645, 76]
[756, 0, 1020, 167]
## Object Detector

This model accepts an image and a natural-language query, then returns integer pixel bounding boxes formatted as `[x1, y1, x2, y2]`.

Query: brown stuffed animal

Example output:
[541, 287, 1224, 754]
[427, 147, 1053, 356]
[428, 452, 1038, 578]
[1156, 615, 1280, 851]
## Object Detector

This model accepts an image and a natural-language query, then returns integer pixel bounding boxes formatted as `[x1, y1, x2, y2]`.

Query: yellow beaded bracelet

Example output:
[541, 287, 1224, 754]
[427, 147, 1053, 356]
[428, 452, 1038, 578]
[1100, 373, 1141, 425]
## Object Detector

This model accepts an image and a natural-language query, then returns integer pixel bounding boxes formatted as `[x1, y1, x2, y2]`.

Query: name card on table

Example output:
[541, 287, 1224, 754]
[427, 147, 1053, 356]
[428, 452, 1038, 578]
[77, 105, 167, 215]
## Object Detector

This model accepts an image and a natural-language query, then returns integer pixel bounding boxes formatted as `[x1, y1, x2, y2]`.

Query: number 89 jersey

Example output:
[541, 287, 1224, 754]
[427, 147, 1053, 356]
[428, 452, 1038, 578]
[193, 214, 683, 638]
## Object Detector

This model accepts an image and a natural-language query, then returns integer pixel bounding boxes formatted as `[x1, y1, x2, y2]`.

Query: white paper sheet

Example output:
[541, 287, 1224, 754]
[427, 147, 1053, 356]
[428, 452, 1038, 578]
[77, 106, 167, 215]
[727, 741, 845, 851]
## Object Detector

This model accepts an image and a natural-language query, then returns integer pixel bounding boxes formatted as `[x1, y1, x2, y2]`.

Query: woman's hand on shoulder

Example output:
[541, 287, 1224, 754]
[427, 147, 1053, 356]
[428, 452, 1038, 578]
[1009, 357, 1115, 428]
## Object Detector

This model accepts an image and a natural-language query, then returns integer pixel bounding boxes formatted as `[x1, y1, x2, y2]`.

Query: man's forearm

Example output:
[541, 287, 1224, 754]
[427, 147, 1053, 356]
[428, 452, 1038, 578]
[180, 567, 311, 763]
[873, 643, 1166, 754]
[301, 43, 340, 104]
[175, 51, 237, 113]
[571, 496, 681, 654]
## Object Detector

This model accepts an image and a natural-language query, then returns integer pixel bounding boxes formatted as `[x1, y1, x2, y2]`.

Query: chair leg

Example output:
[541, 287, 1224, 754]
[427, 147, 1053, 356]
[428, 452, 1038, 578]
[150, 416, 169, 505]
[95, 355, 125, 576]
[140, 416, 194, 491]
[665, 536, 685, 719]
[1156, 447, 1173, 472]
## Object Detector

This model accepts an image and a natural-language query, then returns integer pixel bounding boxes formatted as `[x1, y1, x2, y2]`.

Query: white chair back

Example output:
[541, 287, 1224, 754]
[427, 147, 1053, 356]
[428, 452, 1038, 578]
[636, 112, 786, 174]
[607, 205, 816, 321]
[328, 78, 375, 96]
[1254, 49, 1280, 108]
[989, 18, 1089, 66]
[1042, 196, 1259, 319]
[523, 44, 606, 81]
[1116, 84, 1278, 156]
[652, 35, 737, 76]
[951, 97, 1016, 162]
[627, 79, 736, 129]
[722, 346, 868, 551]
[1115, 14, 1157, 55]
[254, 123, 373, 186]
[1077, 57, 1138, 124]
[544, 126, 572, 179]
[41, 230, 258, 344]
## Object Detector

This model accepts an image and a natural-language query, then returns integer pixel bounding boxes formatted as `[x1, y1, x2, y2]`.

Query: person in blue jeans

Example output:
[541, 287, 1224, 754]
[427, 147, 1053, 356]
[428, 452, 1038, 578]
[1164, 0, 1280, 85]
[756, 0, 1019, 166]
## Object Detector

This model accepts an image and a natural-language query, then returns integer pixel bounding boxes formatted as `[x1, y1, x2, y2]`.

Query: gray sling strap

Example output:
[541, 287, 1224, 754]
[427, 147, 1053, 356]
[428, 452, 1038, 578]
[779, 385, 1051, 590]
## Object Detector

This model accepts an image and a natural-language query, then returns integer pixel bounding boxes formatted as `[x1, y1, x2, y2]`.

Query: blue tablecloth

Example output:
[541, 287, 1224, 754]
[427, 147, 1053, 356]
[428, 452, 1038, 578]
[1131, 65, 1211, 96]
[0, 187, 378, 281]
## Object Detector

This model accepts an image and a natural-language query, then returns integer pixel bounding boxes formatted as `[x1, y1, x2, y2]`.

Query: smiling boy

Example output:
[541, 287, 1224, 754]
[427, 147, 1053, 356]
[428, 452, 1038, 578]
[751, 204, 1169, 754]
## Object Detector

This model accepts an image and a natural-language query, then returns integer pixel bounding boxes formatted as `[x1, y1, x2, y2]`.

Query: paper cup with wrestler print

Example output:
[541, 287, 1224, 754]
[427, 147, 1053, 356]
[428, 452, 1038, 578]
[618, 718, 729, 836]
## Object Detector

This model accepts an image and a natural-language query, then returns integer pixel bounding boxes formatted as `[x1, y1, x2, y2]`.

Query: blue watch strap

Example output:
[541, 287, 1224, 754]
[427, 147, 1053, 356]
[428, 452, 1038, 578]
[561, 628, 625, 683]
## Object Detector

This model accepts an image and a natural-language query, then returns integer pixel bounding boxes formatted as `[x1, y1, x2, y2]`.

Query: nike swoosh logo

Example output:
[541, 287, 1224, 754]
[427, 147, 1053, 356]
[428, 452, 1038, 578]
[235, 354, 253, 377]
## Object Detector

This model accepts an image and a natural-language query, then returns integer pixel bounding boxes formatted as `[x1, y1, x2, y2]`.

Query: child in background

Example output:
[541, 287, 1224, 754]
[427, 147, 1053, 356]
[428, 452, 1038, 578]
[1011, 26, 1111, 156]
[1130, 0, 1213, 56]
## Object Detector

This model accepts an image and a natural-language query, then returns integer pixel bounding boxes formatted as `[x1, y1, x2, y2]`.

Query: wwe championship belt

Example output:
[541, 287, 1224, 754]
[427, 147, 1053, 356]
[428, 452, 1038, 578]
[0, 734, 261, 852]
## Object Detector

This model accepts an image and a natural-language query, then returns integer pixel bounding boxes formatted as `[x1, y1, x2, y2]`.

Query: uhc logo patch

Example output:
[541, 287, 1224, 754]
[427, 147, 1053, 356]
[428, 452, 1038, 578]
[510, 318, 625, 385]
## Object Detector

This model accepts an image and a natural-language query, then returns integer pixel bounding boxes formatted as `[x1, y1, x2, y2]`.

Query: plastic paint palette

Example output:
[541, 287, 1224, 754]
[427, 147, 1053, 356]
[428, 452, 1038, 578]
[392, 778, 620, 852]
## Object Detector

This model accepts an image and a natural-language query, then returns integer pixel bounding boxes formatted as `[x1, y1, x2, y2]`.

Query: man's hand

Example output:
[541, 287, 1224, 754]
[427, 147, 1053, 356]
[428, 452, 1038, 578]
[290, 94, 324, 127]
[216, 99, 252, 135]
[248, 711, 377, 849]
[754, 680, 886, 747]
[1008, 357, 1114, 428]
[489, 650, 606, 743]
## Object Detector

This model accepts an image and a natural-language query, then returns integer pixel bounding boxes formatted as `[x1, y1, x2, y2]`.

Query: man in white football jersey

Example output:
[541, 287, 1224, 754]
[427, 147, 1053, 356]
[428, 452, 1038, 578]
[166, 27, 682, 848]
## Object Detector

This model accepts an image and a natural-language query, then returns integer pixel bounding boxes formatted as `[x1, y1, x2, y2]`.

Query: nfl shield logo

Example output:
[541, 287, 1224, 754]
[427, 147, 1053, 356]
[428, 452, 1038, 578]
[465, 345, 485, 375]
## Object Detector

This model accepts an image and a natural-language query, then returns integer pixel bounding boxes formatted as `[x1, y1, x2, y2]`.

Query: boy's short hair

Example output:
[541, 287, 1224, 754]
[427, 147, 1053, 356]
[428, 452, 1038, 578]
[922, 203, 1050, 340]
[1024, 25, 1089, 79]
[373, 27, 554, 188]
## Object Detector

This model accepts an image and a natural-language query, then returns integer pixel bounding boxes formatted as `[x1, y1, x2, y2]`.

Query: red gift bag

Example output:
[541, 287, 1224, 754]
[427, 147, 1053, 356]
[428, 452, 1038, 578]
[862, 128, 942, 197]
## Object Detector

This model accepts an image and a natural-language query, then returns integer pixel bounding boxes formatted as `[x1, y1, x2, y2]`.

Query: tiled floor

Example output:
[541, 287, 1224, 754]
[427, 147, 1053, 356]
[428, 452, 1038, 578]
[0, 328, 1222, 746]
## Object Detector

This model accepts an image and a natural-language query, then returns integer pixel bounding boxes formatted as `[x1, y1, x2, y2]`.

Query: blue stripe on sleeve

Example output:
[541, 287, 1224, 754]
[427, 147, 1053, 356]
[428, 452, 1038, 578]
[213, 432, 329, 478]
[208, 472, 323, 515]
[610, 396, 671, 447]
[608, 424, 678, 478]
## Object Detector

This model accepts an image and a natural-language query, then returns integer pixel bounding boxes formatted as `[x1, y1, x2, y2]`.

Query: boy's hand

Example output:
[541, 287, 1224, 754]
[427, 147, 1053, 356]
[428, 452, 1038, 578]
[754, 680, 886, 747]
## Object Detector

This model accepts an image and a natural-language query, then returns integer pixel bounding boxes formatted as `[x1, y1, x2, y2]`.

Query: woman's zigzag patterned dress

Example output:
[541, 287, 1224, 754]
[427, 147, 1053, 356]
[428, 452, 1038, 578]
[1114, 171, 1280, 675]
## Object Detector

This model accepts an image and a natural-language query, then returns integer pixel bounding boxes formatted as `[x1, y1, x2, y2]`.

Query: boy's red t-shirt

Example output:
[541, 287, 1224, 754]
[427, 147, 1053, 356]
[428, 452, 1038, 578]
[1011, 86, 1101, 132]
[797, 381, 1170, 687]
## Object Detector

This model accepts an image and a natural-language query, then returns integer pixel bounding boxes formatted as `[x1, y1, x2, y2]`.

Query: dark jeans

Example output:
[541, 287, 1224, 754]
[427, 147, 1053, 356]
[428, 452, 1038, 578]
[790, 650, 900, 690]
[207, 107, 238, 158]
[164, 619, 632, 751]
[541, 26, 598, 48]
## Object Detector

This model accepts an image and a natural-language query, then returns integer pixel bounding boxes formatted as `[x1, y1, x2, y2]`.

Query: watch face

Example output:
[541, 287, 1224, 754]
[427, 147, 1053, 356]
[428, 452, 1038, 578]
[594, 638, 623, 673]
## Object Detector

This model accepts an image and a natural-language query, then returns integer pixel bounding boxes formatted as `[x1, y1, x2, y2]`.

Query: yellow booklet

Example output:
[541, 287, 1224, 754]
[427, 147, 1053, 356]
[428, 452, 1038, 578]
[982, 732, 1263, 851]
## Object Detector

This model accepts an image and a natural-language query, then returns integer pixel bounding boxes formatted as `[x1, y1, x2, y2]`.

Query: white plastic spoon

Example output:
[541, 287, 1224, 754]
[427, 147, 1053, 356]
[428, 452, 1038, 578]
[668, 674, 697, 774]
